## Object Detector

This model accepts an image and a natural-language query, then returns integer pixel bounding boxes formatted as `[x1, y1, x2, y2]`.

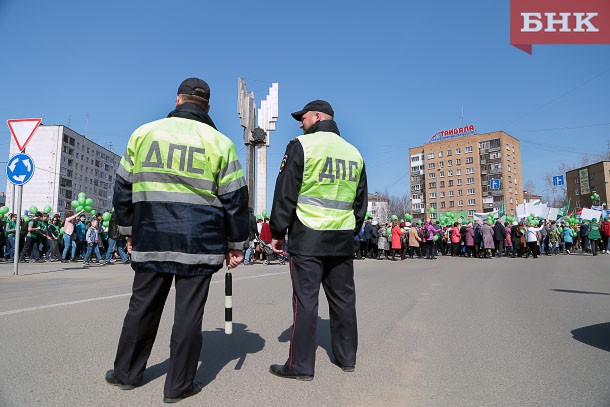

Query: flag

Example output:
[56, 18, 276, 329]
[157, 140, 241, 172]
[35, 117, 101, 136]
[557, 199, 570, 217]
[498, 199, 506, 218]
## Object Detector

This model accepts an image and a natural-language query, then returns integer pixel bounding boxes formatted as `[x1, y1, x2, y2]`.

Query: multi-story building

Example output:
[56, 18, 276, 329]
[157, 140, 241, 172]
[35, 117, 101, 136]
[409, 130, 523, 222]
[566, 161, 610, 210]
[367, 192, 390, 221]
[5, 125, 121, 215]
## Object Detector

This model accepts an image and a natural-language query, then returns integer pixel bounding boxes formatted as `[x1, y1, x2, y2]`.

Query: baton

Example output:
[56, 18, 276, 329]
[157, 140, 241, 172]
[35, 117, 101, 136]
[225, 272, 232, 334]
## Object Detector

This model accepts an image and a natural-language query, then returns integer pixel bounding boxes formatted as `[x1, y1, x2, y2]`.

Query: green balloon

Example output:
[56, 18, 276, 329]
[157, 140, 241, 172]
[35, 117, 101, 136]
[391, 215, 398, 221]
[102, 212, 112, 221]
[84, 206, 92, 212]
[29, 206, 38, 214]
[78, 192, 86, 199]
[85, 198, 94, 206]
[386, 227, 392, 235]
[76, 206, 84, 213]
[366, 212, 371, 218]
[60, 227, 64, 234]
[429, 207, 436, 214]
[433, 235, 439, 241]
[102, 220, 110, 228]
[23, 216, 30, 222]
[0, 206, 8, 215]
[78, 196, 86, 205]
[71, 200, 79, 208]
[261, 210, 268, 218]
[417, 220, 423, 225]
[90, 210, 97, 216]
[43, 205, 52, 214]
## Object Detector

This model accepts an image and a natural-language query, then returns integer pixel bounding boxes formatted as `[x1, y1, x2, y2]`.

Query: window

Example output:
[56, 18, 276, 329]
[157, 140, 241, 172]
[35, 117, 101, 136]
[467, 177, 475, 184]
[506, 143, 510, 151]
[441, 202, 446, 208]
[429, 192, 437, 199]
[438, 161, 444, 168]
[455, 148, 461, 154]
[429, 182, 436, 188]
[440, 191, 446, 198]
[468, 210, 475, 216]
[449, 190, 454, 197]
[465, 146, 473, 153]
[457, 179, 462, 186]
[468, 199, 476, 205]
[439, 171, 444, 178]
[449, 180, 454, 187]
[467, 188, 475, 195]
[456, 169, 462, 175]
[465, 157, 473, 164]
[428, 163, 435, 169]
[448, 170, 453, 177]
[440, 181, 445, 187]
[458, 200, 463, 206]
[456, 159, 461, 165]
[446, 150, 452, 156]
[449, 201, 455, 207]
[414, 184, 421, 191]
[457, 189, 463, 196]
[448, 160, 453, 167]
[412, 194, 420, 200]
[510, 198, 514, 204]
[507, 165, 511, 172]
[466, 167, 474, 174]
[411, 156, 419, 162]
[428, 172, 436, 179]
[438, 151, 443, 158]
[427, 153, 434, 159]
[509, 186, 513, 193]
[490, 152, 501, 159]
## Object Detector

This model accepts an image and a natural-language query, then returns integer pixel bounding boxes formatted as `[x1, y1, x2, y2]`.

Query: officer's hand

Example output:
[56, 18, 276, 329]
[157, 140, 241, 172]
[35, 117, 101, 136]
[126, 237, 132, 254]
[271, 238, 285, 254]
[226, 250, 244, 269]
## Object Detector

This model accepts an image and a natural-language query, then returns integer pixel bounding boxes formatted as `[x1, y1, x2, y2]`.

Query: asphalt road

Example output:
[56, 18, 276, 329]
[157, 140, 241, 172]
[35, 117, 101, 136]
[1, 253, 609, 407]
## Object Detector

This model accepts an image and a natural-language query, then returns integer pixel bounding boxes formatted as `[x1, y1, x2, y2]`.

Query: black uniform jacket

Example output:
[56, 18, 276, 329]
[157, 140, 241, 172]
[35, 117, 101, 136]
[269, 120, 368, 256]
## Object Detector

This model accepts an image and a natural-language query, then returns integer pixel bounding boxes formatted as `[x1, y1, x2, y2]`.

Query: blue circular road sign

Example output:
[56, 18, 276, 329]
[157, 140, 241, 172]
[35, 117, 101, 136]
[6, 153, 35, 186]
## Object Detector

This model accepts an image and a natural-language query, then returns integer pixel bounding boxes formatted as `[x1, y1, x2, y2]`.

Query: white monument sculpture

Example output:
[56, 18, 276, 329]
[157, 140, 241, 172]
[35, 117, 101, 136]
[237, 78, 278, 215]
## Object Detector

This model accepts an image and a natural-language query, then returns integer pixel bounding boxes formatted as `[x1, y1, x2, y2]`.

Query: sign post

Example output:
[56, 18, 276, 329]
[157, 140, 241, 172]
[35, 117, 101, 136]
[6, 118, 41, 276]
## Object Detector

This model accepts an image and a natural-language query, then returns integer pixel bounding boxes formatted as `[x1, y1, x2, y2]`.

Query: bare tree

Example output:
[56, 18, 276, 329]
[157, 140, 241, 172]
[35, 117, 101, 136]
[387, 192, 411, 219]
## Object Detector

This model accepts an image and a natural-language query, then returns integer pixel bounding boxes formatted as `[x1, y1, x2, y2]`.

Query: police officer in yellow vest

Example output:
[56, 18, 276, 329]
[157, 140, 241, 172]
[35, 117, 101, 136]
[106, 78, 249, 403]
[269, 100, 368, 380]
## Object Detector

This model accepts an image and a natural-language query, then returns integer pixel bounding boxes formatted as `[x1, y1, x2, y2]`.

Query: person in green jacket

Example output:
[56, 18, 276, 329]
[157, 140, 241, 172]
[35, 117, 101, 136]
[587, 218, 601, 256]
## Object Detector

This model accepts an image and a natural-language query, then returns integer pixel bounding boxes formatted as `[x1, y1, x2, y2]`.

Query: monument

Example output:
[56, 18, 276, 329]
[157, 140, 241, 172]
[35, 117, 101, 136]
[237, 78, 278, 214]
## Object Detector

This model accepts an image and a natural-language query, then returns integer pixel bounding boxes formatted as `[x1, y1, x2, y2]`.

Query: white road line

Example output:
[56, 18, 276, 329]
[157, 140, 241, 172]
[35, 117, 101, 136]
[0, 270, 288, 317]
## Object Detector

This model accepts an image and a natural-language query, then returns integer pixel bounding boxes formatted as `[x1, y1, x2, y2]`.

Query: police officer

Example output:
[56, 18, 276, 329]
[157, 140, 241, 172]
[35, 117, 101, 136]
[269, 100, 368, 380]
[106, 78, 249, 403]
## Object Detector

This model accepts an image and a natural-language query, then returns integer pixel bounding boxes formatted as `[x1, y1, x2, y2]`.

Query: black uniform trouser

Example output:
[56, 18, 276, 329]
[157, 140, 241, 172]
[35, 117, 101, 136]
[285, 254, 357, 375]
[113, 270, 211, 398]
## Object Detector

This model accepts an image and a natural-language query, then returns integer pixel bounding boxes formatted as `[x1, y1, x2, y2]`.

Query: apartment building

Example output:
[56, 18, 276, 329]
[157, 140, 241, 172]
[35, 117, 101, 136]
[566, 161, 610, 209]
[409, 130, 523, 221]
[5, 125, 120, 215]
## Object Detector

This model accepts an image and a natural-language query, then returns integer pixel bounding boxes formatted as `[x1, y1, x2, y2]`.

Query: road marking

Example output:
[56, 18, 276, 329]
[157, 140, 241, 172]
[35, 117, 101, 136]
[0, 270, 288, 317]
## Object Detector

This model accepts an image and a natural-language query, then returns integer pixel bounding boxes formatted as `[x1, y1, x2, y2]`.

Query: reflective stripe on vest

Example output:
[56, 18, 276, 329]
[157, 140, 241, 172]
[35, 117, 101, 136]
[121, 117, 246, 205]
[296, 132, 363, 230]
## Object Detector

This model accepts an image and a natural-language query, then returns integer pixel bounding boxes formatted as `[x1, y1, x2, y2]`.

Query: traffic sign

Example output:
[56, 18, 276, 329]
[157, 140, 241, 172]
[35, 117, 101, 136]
[489, 179, 501, 189]
[6, 153, 35, 185]
[7, 118, 41, 151]
[552, 175, 564, 186]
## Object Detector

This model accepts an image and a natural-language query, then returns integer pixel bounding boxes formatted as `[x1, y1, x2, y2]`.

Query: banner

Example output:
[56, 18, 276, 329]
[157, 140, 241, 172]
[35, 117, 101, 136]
[580, 208, 602, 221]
[579, 168, 590, 195]
[547, 208, 559, 221]
[510, 0, 610, 54]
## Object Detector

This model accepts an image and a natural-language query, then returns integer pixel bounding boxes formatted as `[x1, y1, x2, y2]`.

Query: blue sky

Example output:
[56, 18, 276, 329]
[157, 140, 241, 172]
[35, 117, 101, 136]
[0, 1, 608, 211]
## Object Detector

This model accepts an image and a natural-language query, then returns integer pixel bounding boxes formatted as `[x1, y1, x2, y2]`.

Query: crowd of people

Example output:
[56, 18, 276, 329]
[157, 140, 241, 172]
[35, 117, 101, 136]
[1, 210, 129, 265]
[354, 216, 610, 260]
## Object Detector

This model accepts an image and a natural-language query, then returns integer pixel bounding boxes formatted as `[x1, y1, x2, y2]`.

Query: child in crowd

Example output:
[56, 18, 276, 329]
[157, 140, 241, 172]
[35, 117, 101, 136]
[83, 218, 104, 266]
